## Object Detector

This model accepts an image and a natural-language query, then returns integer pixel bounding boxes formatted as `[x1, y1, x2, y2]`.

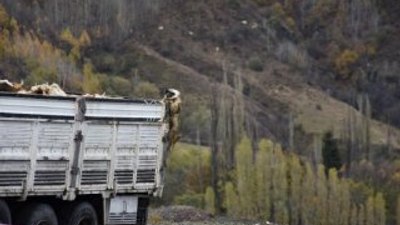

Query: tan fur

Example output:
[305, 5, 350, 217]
[0, 80, 25, 92]
[29, 83, 66, 96]
[163, 89, 182, 152]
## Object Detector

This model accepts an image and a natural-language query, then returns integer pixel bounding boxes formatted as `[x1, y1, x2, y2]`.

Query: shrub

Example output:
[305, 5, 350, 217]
[110, 76, 132, 96]
[174, 193, 204, 209]
[252, 0, 272, 7]
[275, 41, 309, 69]
[334, 49, 359, 78]
[133, 81, 160, 99]
[82, 62, 101, 94]
[248, 57, 264, 72]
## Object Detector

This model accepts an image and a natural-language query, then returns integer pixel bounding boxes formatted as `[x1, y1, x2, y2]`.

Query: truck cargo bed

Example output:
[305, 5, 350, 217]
[0, 92, 166, 199]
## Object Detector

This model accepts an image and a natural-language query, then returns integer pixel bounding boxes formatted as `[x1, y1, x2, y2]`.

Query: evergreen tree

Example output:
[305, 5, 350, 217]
[322, 131, 342, 173]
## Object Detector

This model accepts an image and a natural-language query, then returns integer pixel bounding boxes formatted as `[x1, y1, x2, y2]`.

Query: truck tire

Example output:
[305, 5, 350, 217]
[58, 202, 98, 225]
[15, 204, 58, 225]
[0, 199, 11, 224]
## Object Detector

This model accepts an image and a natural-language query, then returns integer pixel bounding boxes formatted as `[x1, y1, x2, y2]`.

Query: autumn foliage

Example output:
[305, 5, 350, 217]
[223, 137, 387, 225]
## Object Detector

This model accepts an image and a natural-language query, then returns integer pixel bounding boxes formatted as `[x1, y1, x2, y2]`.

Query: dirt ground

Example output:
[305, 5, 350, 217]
[147, 206, 268, 225]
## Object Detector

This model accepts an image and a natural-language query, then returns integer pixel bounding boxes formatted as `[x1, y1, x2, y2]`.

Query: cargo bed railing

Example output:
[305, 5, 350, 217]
[0, 92, 167, 200]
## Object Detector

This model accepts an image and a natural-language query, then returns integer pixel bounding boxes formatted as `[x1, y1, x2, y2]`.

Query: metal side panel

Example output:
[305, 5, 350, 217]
[85, 101, 164, 121]
[0, 160, 29, 192]
[83, 123, 114, 160]
[0, 95, 75, 118]
[135, 125, 161, 189]
[114, 124, 138, 186]
[33, 160, 68, 189]
[80, 160, 110, 189]
[0, 120, 33, 160]
[37, 122, 74, 160]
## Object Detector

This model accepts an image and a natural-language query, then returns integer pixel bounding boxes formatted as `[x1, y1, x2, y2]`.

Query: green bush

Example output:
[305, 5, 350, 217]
[133, 81, 160, 99]
[174, 193, 204, 208]
[110, 76, 132, 96]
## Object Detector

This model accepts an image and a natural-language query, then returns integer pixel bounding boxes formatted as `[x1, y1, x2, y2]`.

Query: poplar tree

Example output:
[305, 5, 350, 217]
[236, 137, 257, 217]
[366, 196, 374, 225]
[301, 163, 315, 225]
[350, 204, 358, 225]
[272, 145, 289, 225]
[316, 165, 328, 225]
[397, 195, 400, 225]
[358, 204, 366, 225]
[374, 193, 386, 225]
[338, 179, 351, 225]
[288, 155, 303, 225]
[224, 182, 240, 218]
[327, 169, 340, 225]
[204, 186, 216, 215]
[256, 139, 273, 220]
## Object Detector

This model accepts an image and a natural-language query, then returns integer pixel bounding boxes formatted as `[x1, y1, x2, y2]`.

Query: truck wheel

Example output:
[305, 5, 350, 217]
[0, 199, 11, 224]
[15, 204, 58, 225]
[58, 202, 98, 225]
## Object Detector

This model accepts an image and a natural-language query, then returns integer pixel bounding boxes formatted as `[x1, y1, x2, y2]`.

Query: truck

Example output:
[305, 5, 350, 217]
[0, 92, 170, 225]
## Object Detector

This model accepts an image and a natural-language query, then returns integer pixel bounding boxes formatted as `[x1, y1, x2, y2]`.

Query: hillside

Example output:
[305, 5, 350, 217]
[1, 0, 399, 150]
[1, 0, 400, 224]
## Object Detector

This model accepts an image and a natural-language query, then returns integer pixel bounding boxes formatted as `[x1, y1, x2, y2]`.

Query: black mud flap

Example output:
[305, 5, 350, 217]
[136, 197, 150, 225]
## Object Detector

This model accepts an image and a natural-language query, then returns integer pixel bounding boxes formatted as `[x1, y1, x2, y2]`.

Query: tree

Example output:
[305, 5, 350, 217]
[210, 84, 222, 213]
[288, 154, 303, 225]
[82, 62, 101, 94]
[397, 195, 400, 225]
[204, 186, 216, 215]
[365, 196, 374, 225]
[272, 145, 289, 225]
[224, 182, 239, 217]
[374, 193, 386, 225]
[338, 179, 351, 225]
[256, 139, 273, 219]
[322, 131, 342, 173]
[300, 163, 315, 225]
[327, 169, 340, 225]
[350, 204, 358, 225]
[358, 204, 365, 225]
[316, 165, 328, 225]
[236, 136, 257, 218]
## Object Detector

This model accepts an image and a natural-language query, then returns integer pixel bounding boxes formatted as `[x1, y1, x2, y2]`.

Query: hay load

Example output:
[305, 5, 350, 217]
[0, 80, 24, 93]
